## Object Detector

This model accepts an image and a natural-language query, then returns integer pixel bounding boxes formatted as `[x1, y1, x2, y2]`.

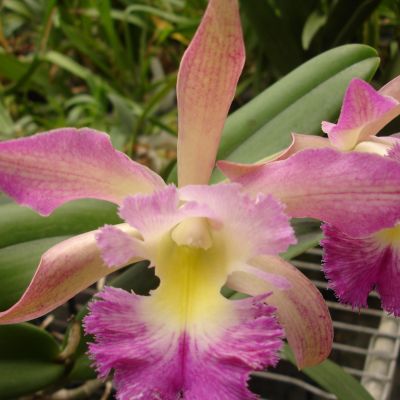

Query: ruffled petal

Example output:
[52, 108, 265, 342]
[0, 225, 139, 324]
[177, 0, 245, 186]
[227, 255, 333, 368]
[119, 185, 215, 242]
[230, 148, 400, 236]
[0, 128, 165, 215]
[95, 225, 144, 268]
[321, 78, 400, 150]
[84, 287, 283, 400]
[180, 183, 296, 258]
[322, 224, 400, 315]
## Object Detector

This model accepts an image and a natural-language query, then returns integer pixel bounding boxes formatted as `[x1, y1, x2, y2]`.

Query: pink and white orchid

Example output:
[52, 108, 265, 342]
[2, 0, 400, 398]
[220, 75, 400, 316]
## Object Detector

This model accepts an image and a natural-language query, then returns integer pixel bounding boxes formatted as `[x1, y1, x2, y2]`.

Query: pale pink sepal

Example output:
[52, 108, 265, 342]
[176, 0, 245, 186]
[380, 74, 400, 100]
[0, 224, 139, 324]
[218, 133, 332, 180]
[322, 79, 400, 150]
[0, 128, 165, 215]
[234, 148, 400, 237]
[227, 255, 333, 368]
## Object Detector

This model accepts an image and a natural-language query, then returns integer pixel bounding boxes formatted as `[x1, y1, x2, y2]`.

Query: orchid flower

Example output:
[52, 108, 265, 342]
[2, 1, 400, 398]
[220, 76, 400, 315]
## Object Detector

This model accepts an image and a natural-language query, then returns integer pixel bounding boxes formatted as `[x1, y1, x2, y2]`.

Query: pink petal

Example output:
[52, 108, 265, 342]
[0, 225, 139, 324]
[84, 287, 283, 399]
[95, 225, 144, 268]
[231, 148, 400, 236]
[0, 128, 165, 215]
[321, 79, 400, 150]
[217, 133, 332, 180]
[322, 224, 400, 315]
[388, 141, 400, 162]
[180, 183, 296, 257]
[176, 0, 245, 186]
[227, 255, 333, 368]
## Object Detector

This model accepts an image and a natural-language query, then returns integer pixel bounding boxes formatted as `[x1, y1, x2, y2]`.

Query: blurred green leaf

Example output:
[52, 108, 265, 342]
[240, 0, 304, 76]
[302, 11, 327, 50]
[282, 345, 374, 400]
[0, 323, 65, 399]
[310, 0, 382, 51]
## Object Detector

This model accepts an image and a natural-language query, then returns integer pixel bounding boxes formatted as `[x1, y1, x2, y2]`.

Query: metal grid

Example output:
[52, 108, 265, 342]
[254, 247, 400, 400]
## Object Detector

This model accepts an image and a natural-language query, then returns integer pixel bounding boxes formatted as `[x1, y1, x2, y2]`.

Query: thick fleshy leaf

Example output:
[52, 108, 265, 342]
[321, 79, 400, 150]
[0, 128, 164, 215]
[0, 224, 140, 324]
[224, 148, 400, 236]
[176, 0, 245, 186]
[0, 323, 65, 399]
[227, 255, 333, 369]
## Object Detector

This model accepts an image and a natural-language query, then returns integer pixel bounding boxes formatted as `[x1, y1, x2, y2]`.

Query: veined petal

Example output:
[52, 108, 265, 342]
[96, 225, 144, 268]
[322, 224, 400, 315]
[177, 0, 245, 186]
[217, 133, 332, 180]
[230, 148, 400, 236]
[0, 128, 165, 215]
[85, 286, 283, 399]
[388, 141, 400, 162]
[321, 79, 400, 151]
[0, 224, 139, 324]
[227, 255, 333, 368]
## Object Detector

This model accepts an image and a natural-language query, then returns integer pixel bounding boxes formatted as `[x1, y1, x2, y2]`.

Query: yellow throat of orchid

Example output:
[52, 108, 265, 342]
[145, 218, 236, 335]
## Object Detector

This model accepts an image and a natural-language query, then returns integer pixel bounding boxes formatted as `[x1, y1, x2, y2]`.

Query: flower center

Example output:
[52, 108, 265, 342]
[375, 224, 400, 247]
[143, 231, 236, 335]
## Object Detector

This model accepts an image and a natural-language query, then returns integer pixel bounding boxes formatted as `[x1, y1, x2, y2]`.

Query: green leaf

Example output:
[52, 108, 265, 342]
[0, 236, 69, 310]
[282, 345, 374, 400]
[0, 199, 121, 249]
[0, 323, 65, 399]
